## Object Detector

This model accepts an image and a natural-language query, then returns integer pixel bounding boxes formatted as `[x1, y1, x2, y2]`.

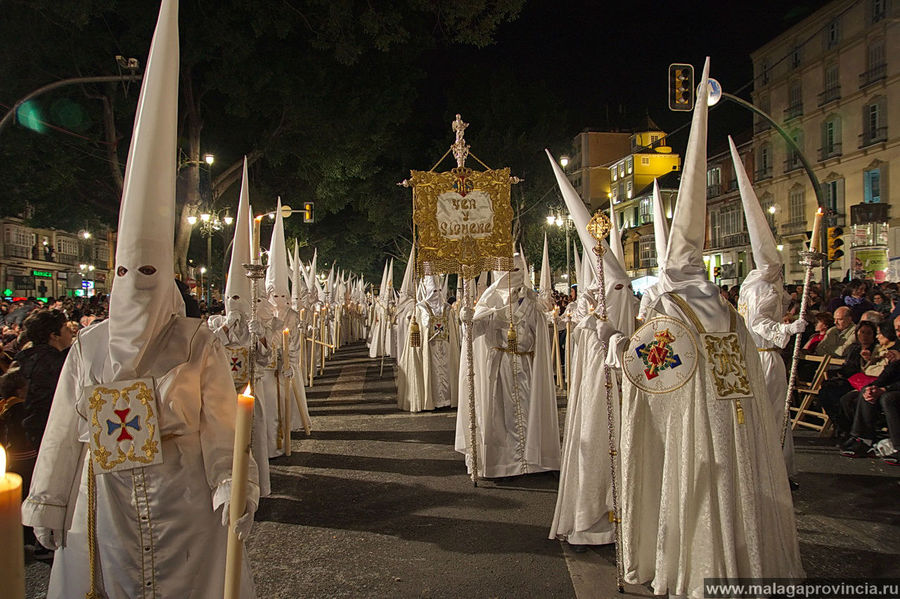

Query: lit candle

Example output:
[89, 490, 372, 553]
[224, 389, 254, 599]
[0, 445, 25, 599]
[282, 328, 292, 457]
[810, 207, 824, 252]
[252, 216, 263, 264]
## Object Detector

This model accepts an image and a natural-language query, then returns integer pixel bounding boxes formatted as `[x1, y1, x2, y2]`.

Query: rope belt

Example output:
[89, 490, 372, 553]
[758, 348, 781, 352]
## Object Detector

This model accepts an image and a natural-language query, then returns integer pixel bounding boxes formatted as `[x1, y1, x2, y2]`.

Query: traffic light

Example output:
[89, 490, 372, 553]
[827, 226, 844, 260]
[714, 266, 721, 279]
[303, 201, 315, 223]
[668, 63, 695, 112]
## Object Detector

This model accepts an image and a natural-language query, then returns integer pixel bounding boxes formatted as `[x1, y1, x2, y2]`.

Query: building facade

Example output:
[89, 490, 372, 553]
[1, 217, 113, 299]
[567, 130, 632, 211]
[751, 0, 899, 283]
[704, 137, 756, 286]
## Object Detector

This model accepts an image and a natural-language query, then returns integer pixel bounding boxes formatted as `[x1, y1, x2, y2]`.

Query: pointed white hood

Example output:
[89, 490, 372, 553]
[108, 0, 182, 380]
[546, 149, 597, 274]
[291, 239, 306, 309]
[658, 57, 717, 297]
[398, 244, 417, 302]
[609, 203, 626, 269]
[572, 243, 582, 289]
[265, 197, 291, 314]
[377, 259, 389, 300]
[539, 233, 553, 309]
[305, 249, 318, 295]
[224, 157, 252, 318]
[652, 179, 670, 270]
[731, 135, 782, 287]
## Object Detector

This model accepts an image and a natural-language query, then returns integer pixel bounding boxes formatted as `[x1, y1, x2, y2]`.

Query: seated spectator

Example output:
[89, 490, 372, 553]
[819, 321, 878, 441]
[871, 290, 891, 315]
[861, 310, 884, 324]
[840, 315, 900, 464]
[816, 306, 856, 357]
[803, 312, 834, 353]
[827, 280, 875, 322]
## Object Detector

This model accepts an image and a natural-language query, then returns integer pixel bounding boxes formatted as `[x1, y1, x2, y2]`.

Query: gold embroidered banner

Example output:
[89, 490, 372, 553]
[409, 166, 514, 279]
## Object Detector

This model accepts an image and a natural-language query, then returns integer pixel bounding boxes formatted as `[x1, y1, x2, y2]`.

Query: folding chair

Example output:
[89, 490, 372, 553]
[790, 355, 842, 436]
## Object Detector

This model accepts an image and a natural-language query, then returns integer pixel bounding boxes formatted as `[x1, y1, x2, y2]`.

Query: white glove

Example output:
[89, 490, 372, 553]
[595, 319, 620, 346]
[248, 319, 264, 337]
[788, 319, 807, 335]
[220, 500, 257, 541]
[282, 366, 294, 379]
[225, 311, 241, 328]
[34, 527, 62, 550]
[460, 307, 475, 322]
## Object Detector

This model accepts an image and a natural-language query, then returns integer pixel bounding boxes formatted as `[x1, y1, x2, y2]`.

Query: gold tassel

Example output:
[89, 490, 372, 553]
[409, 316, 421, 347]
[507, 321, 517, 353]
[735, 398, 745, 425]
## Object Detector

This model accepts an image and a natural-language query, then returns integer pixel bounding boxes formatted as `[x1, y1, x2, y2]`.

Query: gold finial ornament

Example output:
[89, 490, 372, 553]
[587, 210, 612, 256]
[506, 321, 518, 353]
[451, 114, 470, 168]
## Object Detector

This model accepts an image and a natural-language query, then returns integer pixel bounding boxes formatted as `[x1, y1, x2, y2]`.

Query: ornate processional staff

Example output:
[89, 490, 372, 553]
[586, 209, 625, 594]
[783, 208, 825, 447]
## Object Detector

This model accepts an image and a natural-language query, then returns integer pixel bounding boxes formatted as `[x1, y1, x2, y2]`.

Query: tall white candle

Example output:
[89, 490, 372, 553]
[0, 445, 25, 599]
[223, 389, 253, 599]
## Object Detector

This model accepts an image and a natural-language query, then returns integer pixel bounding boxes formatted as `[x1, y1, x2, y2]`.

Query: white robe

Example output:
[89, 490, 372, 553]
[208, 312, 271, 497]
[454, 282, 560, 478]
[738, 277, 796, 476]
[549, 312, 620, 545]
[22, 317, 259, 599]
[398, 300, 460, 412]
[368, 301, 393, 358]
[618, 292, 803, 598]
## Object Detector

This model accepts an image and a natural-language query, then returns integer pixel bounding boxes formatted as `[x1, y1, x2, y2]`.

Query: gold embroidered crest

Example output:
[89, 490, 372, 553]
[701, 332, 752, 400]
[87, 379, 163, 473]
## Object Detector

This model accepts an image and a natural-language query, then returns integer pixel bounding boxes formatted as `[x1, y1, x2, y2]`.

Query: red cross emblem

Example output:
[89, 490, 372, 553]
[106, 408, 141, 442]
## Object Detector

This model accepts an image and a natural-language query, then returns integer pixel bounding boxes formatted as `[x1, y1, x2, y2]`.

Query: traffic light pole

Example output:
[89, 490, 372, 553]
[721, 93, 829, 287]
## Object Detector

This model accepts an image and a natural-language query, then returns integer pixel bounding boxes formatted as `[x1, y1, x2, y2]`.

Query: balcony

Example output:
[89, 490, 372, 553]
[726, 178, 738, 192]
[819, 143, 842, 161]
[859, 63, 886, 88]
[707, 183, 722, 199]
[3, 244, 30, 260]
[784, 103, 804, 120]
[817, 86, 841, 106]
[782, 220, 809, 235]
[755, 166, 773, 181]
[851, 202, 889, 225]
[784, 155, 803, 173]
[708, 231, 751, 250]
[859, 126, 888, 148]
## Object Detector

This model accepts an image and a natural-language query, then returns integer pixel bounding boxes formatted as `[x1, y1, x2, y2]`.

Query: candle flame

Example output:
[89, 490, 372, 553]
[242, 384, 253, 397]
[816, 207, 824, 215]
[254, 215, 264, 222]
[284, 328, 290, 334]
[0, 444, 5, 477]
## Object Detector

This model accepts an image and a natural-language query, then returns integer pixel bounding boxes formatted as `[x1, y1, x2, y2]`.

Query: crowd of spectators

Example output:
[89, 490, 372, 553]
[715, 277, 900, 465]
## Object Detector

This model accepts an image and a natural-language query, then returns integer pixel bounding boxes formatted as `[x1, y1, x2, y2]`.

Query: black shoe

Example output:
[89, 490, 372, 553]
[789, 478, 800, 491]
[569, 543, 589, 553]
[840, 438, 873, 458]
[839, 435, 858, 451]
[882, 450, 900, 466]
[32, 546, 54, 562]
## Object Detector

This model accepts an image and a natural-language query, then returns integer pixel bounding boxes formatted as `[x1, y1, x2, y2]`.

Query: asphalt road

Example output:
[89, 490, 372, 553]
[23, 340, 900, 598]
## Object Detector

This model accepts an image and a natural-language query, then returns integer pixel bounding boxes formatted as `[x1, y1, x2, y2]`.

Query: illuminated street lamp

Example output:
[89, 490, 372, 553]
[547, 211, 573, 288]
[560, 156, 570, 168]
[204, 153, 215, 165]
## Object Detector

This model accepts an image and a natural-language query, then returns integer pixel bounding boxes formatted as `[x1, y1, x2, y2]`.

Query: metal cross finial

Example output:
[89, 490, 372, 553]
[587, 210, 612, 257]
[451, 114, 470, 168]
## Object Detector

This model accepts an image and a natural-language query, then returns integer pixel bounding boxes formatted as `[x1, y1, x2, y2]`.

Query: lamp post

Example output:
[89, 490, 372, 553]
[547, 212, 573, 291]
[187, 207, 233, 304]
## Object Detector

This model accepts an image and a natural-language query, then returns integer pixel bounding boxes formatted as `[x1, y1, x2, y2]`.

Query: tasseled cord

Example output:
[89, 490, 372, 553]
[409, 314, 421, 347]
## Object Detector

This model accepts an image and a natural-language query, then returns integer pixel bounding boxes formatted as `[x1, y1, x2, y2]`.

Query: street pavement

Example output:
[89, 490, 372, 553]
[23, 340, 900, 598]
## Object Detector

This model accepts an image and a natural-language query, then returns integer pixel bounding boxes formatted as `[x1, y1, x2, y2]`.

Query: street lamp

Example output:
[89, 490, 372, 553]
[560, 156, 570, 168]
[204, 153, 215, 165]
[187, 208, 233, 304]
[547, 211, 573, 289]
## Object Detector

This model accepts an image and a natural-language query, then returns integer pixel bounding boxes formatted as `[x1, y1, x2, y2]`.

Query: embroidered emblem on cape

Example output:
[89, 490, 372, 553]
[87, 378, 163, 473]
[635, 328, 683, 380]
[701, 332, 752, 400]
[228, 346, 250, 388]
[624, 316, 698, 394]
[737, 301, 749, 319]
[432, 319, 449, 342]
